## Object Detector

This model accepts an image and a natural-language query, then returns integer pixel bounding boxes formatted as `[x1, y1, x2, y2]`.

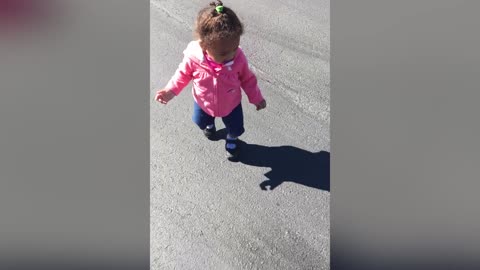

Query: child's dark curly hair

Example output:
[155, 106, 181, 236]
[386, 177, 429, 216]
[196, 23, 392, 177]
[195, 1, 244, 48]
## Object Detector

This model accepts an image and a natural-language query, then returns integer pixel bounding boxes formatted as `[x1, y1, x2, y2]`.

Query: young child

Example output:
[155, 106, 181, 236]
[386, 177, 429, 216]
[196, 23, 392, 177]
[155, 1, 266, 160]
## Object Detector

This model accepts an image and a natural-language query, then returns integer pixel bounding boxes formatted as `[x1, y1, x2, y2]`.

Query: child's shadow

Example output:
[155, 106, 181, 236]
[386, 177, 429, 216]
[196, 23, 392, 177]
[235, 140, 330, 192]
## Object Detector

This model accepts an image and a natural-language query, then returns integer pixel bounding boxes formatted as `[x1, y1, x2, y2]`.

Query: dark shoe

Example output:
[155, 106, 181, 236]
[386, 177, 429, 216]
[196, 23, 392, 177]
[225, 138, 240, 161]
[203, 126, 216, 140]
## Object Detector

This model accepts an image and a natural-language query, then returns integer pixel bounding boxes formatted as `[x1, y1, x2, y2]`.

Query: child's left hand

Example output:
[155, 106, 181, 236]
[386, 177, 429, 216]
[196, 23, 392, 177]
[255, 99, 267, 111]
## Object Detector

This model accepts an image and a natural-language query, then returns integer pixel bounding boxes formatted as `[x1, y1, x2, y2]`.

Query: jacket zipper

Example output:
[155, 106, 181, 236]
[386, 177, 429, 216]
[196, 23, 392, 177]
[201, 59, 220, 115]
[214, 74, 218, 115]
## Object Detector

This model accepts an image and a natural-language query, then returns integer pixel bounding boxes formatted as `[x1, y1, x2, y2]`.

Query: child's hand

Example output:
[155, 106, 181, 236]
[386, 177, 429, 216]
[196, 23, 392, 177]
[255, 99, 267, 111]
[155, 89, 175, 104]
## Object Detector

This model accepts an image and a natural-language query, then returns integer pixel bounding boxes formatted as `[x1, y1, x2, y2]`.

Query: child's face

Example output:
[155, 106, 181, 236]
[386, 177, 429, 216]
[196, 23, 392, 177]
[205, 37, 240, 63]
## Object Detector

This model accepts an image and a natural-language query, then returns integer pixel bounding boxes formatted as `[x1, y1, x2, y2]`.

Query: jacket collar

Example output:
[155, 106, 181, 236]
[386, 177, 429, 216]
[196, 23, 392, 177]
[185, 40, 237, 67]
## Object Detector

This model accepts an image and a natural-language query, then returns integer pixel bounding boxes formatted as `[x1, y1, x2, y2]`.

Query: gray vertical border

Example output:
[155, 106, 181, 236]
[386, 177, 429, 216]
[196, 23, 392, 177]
[0, 1, 150, 269]
[332, 0, 480, 269]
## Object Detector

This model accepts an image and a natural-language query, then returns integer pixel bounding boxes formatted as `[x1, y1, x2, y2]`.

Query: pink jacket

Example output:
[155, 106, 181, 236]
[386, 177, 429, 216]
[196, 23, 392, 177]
[165, 41, 264, 117]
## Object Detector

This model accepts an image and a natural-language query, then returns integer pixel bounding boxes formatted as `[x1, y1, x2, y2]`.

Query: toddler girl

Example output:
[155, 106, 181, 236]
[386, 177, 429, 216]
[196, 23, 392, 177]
[155, 1, 266, 160]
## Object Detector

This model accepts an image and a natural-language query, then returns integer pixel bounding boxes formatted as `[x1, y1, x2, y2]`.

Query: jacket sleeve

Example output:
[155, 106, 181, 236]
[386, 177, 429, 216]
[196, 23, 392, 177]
[164, 54, 193, 96]
[238, 51, 265, 105]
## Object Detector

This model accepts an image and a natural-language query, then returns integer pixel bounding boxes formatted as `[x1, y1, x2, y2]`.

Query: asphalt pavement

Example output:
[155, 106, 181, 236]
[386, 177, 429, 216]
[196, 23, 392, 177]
[150, 0, 330, 268]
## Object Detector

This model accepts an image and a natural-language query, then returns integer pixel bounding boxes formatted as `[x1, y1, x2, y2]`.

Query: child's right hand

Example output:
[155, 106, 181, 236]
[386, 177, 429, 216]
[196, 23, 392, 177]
[155, 89, 175, 104]
[255, 99, 267, 111]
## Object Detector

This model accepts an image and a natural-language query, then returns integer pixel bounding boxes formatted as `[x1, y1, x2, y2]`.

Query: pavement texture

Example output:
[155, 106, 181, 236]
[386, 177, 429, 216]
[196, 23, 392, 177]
[150, 0, 330, 269]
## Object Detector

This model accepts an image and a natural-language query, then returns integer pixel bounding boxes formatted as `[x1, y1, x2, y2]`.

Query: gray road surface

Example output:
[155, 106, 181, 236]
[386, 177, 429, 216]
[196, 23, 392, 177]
[150, 0, 330, 269]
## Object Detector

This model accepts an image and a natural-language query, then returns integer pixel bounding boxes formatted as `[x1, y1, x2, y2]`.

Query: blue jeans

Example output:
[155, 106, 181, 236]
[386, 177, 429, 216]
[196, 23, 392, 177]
[192, 101, 245, 138]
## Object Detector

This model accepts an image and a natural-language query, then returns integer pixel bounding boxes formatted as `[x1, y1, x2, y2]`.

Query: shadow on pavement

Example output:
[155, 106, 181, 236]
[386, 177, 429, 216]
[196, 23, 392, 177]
[235, 140, 330, 192]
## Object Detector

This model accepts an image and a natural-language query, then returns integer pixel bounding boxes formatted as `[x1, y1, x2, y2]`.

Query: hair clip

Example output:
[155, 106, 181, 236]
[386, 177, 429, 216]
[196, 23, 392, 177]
[215, 5, 224, 13]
